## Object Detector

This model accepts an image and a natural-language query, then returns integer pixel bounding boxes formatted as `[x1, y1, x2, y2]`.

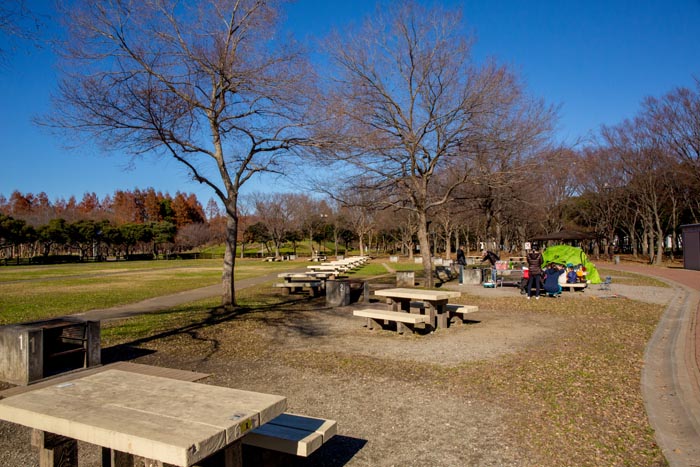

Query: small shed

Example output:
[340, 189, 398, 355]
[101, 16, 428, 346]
[681, 224, 700, 271]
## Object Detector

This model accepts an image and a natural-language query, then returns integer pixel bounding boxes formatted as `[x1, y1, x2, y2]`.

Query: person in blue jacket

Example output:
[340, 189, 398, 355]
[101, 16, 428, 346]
[566, 263, 577, 283]
[543, 263, 565, 297]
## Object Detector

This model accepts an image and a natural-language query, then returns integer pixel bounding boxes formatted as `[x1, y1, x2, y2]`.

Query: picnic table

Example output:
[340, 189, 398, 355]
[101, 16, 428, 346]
[494, 268, 525, 287]
[373, 287, 461, 329]
[275, 273, 325, 296]
[0, 368, 286, 467]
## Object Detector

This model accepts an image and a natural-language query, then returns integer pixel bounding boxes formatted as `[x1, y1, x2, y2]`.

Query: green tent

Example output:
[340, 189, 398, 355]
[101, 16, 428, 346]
[541, 245, 602, 284]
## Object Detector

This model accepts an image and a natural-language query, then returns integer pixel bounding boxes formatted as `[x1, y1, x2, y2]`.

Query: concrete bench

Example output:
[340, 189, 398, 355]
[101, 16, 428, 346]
[408, 302, 478, 325]
[353, 308, 430, 334]
[446, 304, 479, 324]
[243, 413, 336, 458]
[561, 282, 588, 292]
[275, 281, 322, 297]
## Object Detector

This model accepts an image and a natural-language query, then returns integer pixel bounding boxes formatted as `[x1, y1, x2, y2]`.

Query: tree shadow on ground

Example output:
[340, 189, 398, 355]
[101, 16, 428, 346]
[242, 435, 367, 466]
[100, 293, 335, 364]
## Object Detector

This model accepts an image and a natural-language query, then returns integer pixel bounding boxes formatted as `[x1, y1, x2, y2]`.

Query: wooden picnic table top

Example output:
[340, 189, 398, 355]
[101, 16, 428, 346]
[373, 288, 461, 301]
[0, 369, 286, 467]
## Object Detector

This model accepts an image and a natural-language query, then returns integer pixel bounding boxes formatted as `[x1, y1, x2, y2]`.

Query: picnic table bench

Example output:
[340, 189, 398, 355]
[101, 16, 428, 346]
[353, 308, 432, 334]
[494, 268, 524, 287]
[275, 275, 323, 297]
[561, 282, 588, 292]
[243, 412, 337, 458]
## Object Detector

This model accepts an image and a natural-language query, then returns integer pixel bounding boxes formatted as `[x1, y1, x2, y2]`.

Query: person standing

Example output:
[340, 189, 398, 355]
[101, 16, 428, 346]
[456, 246, 467, 284]
[480, 249, 500, 283]
[526, 244, 544, 299]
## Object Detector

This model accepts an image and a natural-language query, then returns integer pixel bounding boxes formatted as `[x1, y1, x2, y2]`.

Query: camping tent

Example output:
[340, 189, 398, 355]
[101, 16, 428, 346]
[541, 244, 602, 284]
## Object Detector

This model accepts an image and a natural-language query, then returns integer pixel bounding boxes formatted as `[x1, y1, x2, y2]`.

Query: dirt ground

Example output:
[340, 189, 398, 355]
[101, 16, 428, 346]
[0, 277, 676, 467]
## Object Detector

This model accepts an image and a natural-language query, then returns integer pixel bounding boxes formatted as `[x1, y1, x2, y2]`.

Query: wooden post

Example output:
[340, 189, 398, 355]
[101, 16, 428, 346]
[101, 448, 134, 466]
[31, 430, 78, 467]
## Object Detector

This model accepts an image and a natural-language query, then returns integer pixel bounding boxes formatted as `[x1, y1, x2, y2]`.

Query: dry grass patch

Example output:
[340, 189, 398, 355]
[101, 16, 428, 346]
[100, 279, 668, 466]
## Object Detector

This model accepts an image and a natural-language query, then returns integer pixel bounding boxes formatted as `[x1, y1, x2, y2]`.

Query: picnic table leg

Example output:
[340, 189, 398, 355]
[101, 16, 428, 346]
[101, 448, 135, 466]
[422, 302, 437, 329]
[193, 439, 243, 467]
[32, 429, 78, 467]
[430, 300, 449, 329]
[367, 317, 383, 330]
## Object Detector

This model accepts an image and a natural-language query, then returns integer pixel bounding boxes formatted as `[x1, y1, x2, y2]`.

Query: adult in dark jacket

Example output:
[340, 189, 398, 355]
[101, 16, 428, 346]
[456, 246, 466, 266]
[456, 246, 466, 284]
[526, 245, 544, 299]
[543, 264, 565, 296]
[481, 250, 500, 283]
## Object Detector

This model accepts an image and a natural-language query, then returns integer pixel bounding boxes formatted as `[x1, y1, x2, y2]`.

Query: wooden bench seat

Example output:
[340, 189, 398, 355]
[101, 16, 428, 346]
[243, 413, 337, 457]
[446, 304, 479, 324]
[561, 282, 588, 292]
[353, 308, 430, 334]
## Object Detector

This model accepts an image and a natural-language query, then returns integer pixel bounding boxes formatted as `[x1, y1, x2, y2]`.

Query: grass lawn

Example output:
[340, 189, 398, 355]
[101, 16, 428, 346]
[0, 258, 299, 325]
[0, 259, 671, 466]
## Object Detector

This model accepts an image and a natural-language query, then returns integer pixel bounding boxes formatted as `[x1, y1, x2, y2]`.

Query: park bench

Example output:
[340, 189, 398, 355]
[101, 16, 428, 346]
[243, 412, 337, 460]
[275, 280, 323, 297]
[561, 282, 588, 292]
[446, 304, 479, 323]
[409, 303, 479, 325]
[353, 308, 431, 334]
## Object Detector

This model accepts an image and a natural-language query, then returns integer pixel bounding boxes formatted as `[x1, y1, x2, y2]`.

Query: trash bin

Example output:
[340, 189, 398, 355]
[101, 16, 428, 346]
[326, 280, 367, 307]
[326, 280, 350, 307]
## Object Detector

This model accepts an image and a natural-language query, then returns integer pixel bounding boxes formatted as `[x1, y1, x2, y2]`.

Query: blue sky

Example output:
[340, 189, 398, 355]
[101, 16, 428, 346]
[1, 0, 699, 205]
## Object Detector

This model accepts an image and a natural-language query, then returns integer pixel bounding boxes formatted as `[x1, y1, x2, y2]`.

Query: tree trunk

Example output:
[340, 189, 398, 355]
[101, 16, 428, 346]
[418, 213, 433, 288]
[221, 216, 238, 307]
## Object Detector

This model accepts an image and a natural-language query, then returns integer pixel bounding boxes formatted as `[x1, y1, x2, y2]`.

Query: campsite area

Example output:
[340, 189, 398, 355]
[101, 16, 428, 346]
[0, 258, 675, 466]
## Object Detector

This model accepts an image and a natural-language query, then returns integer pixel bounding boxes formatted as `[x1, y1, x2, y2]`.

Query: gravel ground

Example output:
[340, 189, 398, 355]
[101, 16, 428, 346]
[0, 274, 676, 467]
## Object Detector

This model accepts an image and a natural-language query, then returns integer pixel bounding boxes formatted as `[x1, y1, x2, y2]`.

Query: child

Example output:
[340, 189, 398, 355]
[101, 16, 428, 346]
[566, 264, 577, 283]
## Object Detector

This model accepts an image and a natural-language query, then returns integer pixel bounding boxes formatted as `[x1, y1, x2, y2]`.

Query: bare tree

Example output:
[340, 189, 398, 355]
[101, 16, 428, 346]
[315, 2, 554, 286]
[251, 192, 292, 259]
[641, 80, 700, 184]
[48, 0, 313, 306]
[602, 121, 672, 265]
[573, 146, 628, 258]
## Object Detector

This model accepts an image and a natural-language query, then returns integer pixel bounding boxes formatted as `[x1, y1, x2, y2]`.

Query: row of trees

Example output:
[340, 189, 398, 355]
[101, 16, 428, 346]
[0, 189, 210, 227]
[0, 215, 177, 261]
[0, 189, 229, 260]
[246, 73, 700, 264]
[7, 1, 699, 303]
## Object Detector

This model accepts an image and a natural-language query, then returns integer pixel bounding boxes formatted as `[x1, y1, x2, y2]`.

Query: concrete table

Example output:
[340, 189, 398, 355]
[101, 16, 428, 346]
[0, 369, 286, 467]
[373, 288, 461, 329]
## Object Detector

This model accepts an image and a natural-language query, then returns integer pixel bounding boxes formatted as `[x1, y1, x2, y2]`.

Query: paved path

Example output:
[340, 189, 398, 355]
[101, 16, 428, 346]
[74, 269, 306, 322]
[603, 262, 700, 467]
